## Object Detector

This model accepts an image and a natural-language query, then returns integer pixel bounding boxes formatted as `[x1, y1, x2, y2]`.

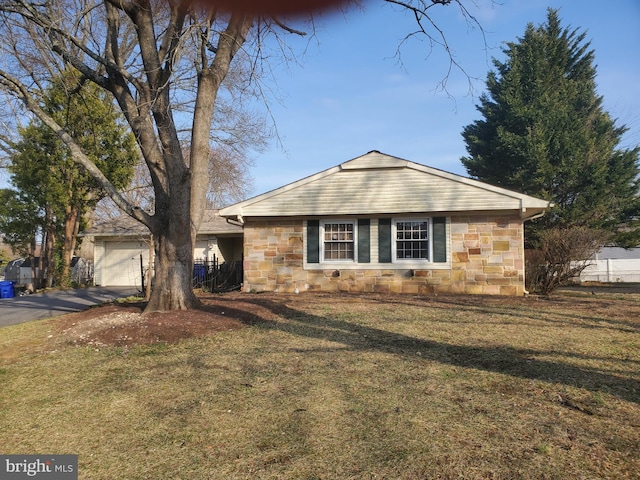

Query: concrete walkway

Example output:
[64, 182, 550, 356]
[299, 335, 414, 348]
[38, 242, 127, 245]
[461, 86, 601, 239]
[0, 286, 140, 328]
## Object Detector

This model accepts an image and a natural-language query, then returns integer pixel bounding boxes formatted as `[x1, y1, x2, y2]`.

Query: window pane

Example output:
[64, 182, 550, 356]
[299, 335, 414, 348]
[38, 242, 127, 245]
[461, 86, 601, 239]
[324, 241, 354, 260]
[396, 220, 428, 260]
[323, 222, 355, 260]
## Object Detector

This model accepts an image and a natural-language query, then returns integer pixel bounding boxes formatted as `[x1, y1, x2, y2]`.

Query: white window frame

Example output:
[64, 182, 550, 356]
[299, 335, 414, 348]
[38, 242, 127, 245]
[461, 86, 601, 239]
[320, 220, 357, 263]
[392, 218, 432, 263]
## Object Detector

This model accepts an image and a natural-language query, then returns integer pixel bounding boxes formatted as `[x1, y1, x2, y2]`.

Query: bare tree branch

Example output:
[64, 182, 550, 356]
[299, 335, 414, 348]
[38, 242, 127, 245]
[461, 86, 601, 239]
[384, 0, 489, 96]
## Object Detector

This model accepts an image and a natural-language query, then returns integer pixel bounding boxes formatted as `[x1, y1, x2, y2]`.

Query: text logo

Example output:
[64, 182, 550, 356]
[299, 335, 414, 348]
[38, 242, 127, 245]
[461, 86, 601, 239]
[0, 455, 77, 479]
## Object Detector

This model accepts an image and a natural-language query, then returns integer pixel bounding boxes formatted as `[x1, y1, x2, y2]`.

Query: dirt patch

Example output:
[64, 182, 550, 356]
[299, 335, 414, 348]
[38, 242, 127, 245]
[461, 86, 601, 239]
[55, 293, 280, 347]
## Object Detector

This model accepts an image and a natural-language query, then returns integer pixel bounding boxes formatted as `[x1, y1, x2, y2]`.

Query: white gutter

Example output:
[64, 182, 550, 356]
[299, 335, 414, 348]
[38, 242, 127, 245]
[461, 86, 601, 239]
[225, 215, 244, 226]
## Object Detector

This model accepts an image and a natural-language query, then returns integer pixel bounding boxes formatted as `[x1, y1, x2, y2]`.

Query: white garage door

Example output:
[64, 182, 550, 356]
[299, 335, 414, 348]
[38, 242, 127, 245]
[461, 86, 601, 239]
[103, 241, 149, 287]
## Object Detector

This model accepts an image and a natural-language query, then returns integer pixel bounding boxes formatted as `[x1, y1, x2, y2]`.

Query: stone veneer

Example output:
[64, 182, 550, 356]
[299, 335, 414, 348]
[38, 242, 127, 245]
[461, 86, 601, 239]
[242, 215, 525, 296]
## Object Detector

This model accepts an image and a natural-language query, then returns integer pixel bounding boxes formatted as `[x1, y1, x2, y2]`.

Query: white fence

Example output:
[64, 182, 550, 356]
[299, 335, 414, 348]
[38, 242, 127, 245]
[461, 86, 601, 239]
[579, 258, 640, 283]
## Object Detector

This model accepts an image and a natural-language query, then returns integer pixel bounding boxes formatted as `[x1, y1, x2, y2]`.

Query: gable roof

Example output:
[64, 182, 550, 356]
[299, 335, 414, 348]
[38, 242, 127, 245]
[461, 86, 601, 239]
[83, 209, 242, 238]
[219, 151, 551, 220]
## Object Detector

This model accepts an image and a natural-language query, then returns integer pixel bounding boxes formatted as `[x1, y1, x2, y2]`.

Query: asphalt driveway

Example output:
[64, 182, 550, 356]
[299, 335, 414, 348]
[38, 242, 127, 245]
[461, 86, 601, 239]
[0, 286, 140, 328]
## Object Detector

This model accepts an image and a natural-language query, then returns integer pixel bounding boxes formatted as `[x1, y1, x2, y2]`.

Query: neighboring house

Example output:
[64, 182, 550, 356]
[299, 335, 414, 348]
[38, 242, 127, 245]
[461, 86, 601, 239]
[83, 210, 243, 287]
[219, 151, 551, 296]
[2, 257, 41, 286]
[3, 258, 24, 283]
[578, 247, 640, 283]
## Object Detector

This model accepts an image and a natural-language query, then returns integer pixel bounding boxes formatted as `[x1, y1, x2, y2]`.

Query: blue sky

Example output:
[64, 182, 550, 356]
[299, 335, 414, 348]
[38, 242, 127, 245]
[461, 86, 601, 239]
[247, 0, 640, 197]
[1, 1, 638, 200]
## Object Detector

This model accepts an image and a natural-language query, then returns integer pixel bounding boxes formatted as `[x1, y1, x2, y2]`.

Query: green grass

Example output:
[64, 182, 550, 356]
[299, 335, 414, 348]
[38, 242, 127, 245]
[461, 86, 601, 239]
[1, 291, 639, 479]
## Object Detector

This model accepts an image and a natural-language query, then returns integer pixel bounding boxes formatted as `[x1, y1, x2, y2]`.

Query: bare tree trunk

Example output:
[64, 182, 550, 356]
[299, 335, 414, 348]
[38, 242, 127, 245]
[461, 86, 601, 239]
[60, 204, 80, 287]
[42, 209, 56, 289]
[140, 12, 253, 313]
[145, 234, 153, 302]
[28, 237, 38, 290]
[146, 217, 198, 311]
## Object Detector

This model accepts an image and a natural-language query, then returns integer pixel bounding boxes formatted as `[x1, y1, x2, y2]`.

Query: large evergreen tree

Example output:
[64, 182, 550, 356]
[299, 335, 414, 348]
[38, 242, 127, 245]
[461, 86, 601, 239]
[461, 9, 640, 247]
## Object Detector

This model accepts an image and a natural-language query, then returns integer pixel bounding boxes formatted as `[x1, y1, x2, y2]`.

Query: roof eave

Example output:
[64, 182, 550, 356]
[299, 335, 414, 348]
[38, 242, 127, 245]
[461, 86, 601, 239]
[520, 200, 553, 221]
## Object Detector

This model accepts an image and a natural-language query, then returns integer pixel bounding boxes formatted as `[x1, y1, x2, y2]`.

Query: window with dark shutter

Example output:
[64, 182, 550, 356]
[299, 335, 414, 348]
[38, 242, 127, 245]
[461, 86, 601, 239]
[432, 217, 447, 263]
[358, 219, 370, 263]
[378, 218, 392, 263]
[308, 217, 446, 266]
[307, 220, 320, 263]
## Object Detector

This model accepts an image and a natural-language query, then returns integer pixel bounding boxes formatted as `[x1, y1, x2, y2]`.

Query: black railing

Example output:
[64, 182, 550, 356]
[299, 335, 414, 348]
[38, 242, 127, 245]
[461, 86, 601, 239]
[193, 255, 243, 292]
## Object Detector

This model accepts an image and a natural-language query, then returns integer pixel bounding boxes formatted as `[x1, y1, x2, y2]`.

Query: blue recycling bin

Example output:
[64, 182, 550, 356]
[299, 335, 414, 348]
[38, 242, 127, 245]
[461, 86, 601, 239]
[193, 264, 206, 283]
[0, 280, 15, 299]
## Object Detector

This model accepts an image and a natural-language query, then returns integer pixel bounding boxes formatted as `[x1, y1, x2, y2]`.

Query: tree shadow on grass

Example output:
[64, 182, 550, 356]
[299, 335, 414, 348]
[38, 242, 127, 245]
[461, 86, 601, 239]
[213, 296, 640, 406]
[363, 294, 640, 334]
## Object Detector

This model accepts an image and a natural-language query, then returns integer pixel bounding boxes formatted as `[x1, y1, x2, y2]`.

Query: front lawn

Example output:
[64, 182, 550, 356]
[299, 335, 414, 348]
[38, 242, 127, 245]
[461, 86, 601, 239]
[1, 291, 639, 479]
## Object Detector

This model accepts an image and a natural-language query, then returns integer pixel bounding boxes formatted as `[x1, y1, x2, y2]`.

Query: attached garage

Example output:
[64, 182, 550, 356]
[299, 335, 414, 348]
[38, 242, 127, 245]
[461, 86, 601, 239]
[99, 241, 150, 287]
[85, 210, 243, 288]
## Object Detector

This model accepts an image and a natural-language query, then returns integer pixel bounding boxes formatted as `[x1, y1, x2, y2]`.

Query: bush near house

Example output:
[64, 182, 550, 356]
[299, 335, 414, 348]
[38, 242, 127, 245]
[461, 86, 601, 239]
[525, 226, 611, 294]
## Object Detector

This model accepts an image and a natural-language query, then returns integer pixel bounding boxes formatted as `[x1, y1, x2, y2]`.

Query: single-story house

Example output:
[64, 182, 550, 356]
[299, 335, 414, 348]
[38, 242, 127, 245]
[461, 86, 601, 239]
[219, 151, 551, 296]
[83, 210, 243, 287]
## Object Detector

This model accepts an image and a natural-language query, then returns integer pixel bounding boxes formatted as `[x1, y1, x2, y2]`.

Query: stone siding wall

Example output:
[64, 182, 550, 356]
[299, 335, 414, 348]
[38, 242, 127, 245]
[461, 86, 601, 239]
[449, 215, 524, 296]
[243, 215, 525, 296]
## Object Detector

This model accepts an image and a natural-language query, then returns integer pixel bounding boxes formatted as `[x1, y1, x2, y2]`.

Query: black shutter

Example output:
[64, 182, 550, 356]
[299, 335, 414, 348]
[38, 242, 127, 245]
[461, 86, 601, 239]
[358, 219, 370, 263]
[307, 220, 320, 263]
[432, 217, 447, 262]
[378, 218, 392, 263]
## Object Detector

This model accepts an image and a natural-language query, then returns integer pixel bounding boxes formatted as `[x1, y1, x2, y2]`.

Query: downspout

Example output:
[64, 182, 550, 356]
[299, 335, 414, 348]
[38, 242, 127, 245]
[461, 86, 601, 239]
[521, 206, 550, 294]
[523, 211, 546, 222]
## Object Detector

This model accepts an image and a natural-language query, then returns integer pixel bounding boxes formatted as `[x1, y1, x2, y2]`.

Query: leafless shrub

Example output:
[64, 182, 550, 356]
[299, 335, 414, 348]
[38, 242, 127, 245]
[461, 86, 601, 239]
[525, 226, 611, 295]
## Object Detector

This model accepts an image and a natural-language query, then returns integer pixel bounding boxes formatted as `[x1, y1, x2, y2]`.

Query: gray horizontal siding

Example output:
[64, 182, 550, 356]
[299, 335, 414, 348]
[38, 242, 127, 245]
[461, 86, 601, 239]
[239, 168, 525, 216]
